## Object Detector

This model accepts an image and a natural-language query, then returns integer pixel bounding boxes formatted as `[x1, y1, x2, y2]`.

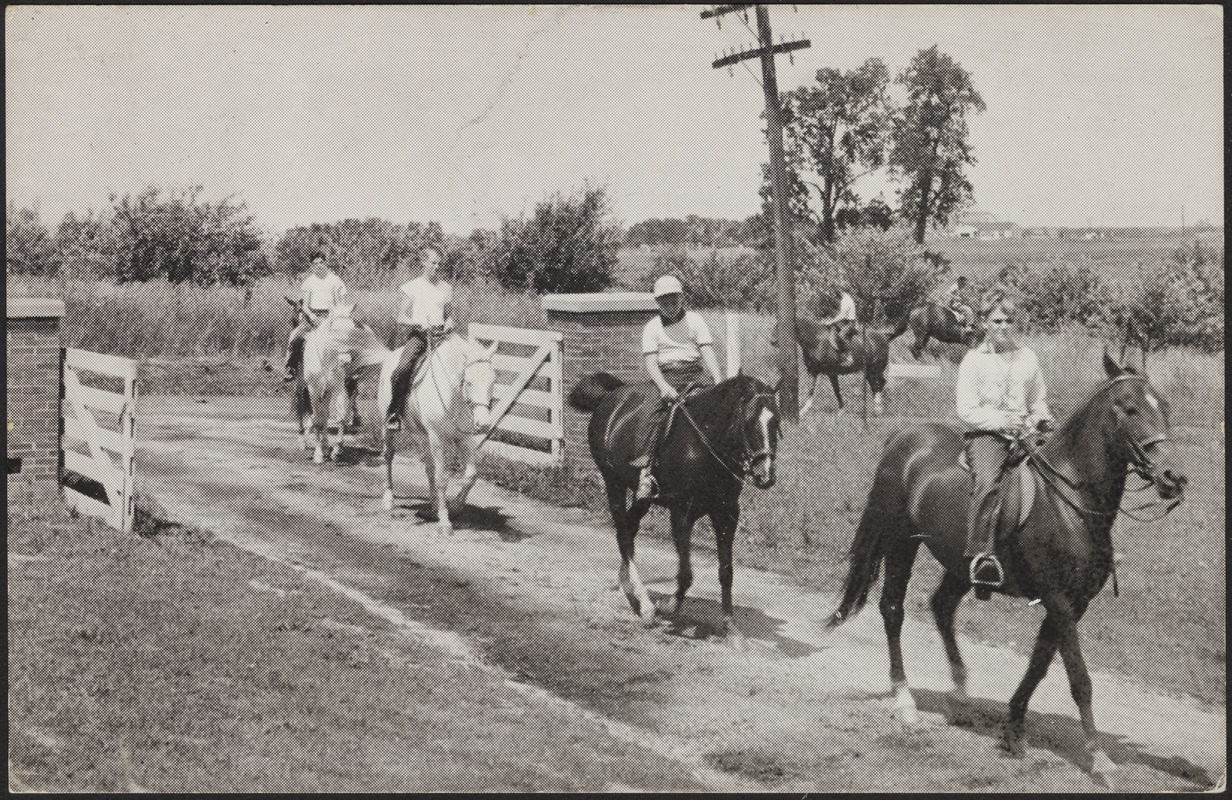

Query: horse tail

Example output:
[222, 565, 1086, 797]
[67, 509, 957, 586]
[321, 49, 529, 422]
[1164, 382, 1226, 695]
[568, 372, 625, 413]
[886, 306, 912, 343]
[827, 451, 908, 628]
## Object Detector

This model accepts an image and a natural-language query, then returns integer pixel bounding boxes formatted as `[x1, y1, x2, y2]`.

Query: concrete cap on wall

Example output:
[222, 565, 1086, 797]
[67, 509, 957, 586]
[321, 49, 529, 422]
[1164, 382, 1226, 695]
[541, 293, 659, 314]
[7, 298, 65, 319]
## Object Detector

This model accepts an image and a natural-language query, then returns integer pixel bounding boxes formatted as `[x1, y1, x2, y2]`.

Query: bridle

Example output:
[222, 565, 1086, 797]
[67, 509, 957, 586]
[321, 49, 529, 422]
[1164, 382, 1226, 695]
[675, 385, 778, 484]
[418, 331, 496, 438]
[1021, 374, 1181, 524]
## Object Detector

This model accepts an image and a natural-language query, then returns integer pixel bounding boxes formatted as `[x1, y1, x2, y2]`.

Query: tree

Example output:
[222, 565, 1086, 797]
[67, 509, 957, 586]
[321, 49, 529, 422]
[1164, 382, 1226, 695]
[107, 186, 269, 286]
[6, 202, 59, 276]
[889, 46, 986, 244]
[780, 59, 892, 244]
[797, 228, 941, 323]
[487, 185, 620, 294]
[273, 219, 442, 287]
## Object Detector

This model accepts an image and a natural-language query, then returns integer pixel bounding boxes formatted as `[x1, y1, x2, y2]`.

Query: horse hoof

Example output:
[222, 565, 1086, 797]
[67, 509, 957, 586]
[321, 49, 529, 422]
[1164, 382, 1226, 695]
[439, 521, 453, 536]
[313, 450, 324, 465]
[999, 731, 1026, 759]
[1090, 750, 1117, 785]
[382, 491, 394, 512]
[945, 691, 974, 727]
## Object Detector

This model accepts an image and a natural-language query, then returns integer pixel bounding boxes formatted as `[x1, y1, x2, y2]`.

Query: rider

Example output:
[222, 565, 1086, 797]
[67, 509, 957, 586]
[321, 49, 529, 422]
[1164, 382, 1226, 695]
[955, 293, 1053, 596]
[385, 246, 452, 431]
[632, 275, 725, 502]
[819, 282, 859, 367]
[285, 251, 346, 382]
[945, 275, 975, 331]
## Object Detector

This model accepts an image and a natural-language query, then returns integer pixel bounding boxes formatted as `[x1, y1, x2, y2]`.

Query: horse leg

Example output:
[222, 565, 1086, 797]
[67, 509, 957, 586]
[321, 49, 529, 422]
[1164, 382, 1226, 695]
[663, 504, 697, 616]
[911, 332, 929, 362]
[382, 429, 396, 511]
[1002, 614, 1060, 758]
[879, 537, 923, 725]
[710, 501, 741, 640]
[931, 571, 974, 725]
[424, 428, 451, 535]
[867, 367, 886, 416]
[1049, 600, 1115, 780]
[800, 373, 819, 415]
[449, 432, 481, 517]
[610, 481, 654, 620]
[830, 374, 844, 415]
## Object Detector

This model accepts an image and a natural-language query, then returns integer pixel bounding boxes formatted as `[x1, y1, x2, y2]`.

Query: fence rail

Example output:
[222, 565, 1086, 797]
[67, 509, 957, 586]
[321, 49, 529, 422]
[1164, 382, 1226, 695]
[61, 347, 137, 534]
[468, 324, 564, 466]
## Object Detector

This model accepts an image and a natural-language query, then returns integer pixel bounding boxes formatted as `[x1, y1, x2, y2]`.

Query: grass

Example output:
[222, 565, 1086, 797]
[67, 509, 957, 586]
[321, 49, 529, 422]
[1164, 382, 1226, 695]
[7, 502, 705, 792]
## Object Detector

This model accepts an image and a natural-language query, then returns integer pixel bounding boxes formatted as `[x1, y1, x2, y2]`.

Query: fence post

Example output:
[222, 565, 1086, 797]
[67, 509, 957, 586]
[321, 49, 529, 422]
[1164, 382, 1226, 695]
[726, 311, 741, 378]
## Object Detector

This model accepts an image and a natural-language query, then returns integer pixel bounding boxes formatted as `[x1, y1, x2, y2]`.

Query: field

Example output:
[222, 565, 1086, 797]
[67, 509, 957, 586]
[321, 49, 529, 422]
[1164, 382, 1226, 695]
[7, 256, 1225, 725]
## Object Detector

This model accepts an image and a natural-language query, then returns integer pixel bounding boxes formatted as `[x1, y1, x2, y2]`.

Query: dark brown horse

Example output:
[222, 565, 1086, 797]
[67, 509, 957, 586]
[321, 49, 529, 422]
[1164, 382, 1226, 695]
[888, 301, 980, 360]
[826, 353, 1187, 781]
[794, 317, 890, 416]
[568, 373, 780, 637]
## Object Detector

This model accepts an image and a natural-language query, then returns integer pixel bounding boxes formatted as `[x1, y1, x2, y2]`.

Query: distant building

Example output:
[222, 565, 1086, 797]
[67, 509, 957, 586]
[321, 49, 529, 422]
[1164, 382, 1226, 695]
[943, 210, 1021, 239]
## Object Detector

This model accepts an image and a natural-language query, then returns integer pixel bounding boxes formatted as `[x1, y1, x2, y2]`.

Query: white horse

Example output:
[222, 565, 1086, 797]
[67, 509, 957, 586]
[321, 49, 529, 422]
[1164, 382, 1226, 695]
[377, 332, 498, 534]
[300, 305, 386, 463]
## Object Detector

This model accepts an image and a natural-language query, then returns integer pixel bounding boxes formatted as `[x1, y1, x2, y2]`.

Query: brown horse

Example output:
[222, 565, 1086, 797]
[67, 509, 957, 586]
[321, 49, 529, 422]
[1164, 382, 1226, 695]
[793, 317, 890, 416]
[568, 373, 780, 638]
[888, 301, 980, 360]
[826, 352, 1187, 781]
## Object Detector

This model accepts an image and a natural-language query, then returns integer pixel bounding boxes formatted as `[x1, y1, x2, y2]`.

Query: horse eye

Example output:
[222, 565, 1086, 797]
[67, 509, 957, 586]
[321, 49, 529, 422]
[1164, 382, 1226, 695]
[1123, 406, 1138, 416]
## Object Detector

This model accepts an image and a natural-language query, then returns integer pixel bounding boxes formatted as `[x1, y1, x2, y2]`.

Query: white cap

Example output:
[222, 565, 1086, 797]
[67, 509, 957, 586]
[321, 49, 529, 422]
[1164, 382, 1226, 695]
[653, 275, 684, 297]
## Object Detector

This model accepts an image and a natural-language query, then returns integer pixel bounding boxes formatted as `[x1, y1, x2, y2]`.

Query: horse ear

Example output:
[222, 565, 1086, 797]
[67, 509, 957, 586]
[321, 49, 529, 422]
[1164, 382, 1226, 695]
[1102, 347, 1123, 378]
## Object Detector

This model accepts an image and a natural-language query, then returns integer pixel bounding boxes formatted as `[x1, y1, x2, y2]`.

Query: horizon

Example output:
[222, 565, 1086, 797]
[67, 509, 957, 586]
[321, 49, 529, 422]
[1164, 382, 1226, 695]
[6, 5, 1223, 236]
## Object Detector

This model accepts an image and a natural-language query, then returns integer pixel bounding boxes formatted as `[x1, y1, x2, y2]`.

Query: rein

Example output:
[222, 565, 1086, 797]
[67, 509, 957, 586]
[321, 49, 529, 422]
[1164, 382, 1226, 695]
[1020, 374, 1181, 524]
[673, 385, 776, 484]
[417, 330, 495, 440]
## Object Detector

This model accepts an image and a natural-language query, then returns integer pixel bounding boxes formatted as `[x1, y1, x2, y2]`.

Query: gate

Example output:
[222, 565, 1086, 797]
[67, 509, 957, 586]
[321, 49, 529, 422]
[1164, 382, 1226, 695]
[468, 324, 563, 466]
[61, 348, 137, 534]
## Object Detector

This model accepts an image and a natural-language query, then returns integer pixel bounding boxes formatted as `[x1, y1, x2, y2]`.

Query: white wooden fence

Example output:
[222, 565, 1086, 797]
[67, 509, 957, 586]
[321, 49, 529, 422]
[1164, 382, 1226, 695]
[62, 348, 137, 534]
[468, 324, 564, 466]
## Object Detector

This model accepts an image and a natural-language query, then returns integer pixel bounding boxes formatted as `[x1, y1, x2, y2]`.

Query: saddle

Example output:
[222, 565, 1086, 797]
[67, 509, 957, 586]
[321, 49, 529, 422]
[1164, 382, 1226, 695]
[407, 326, 453, 389]
[961, 447, 1039, 590]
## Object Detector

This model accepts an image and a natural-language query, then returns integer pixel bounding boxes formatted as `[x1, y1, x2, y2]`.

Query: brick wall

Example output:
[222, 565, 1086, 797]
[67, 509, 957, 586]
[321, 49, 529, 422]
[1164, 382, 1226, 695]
[543, 294, 659, 477]
[7, 299, 65, 511]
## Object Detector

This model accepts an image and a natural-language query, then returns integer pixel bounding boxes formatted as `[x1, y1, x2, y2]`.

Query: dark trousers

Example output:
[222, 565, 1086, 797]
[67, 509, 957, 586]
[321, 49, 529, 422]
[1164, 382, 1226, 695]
[632, 361, 713, 470]
[963, 432, 1012, 559]
[387, 325, 429, 418]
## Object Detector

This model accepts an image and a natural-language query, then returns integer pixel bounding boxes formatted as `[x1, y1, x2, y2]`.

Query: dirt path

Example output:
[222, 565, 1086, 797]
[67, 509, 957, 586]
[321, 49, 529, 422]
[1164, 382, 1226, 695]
[135, 396, 1225, 792]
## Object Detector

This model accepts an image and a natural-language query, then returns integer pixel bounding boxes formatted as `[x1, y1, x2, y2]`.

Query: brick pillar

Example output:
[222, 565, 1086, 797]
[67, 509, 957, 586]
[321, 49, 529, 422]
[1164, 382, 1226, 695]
[7, 298, 66, 511]
[543, 293, 659, 477]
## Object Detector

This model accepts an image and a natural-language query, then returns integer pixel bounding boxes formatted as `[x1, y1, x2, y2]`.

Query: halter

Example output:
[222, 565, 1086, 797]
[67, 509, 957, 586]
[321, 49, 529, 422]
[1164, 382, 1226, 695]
[1023, 373, 1180, 524]
[420, 332, 496, 439]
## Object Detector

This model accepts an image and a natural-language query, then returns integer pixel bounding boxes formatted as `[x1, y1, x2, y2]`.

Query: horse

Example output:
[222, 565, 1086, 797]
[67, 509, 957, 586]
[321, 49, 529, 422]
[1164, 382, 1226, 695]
[300, 305, 387, 464]
[888, 301, 979, 360]
[793, 317, 890, 416]
[825, 352, 1187, 780]
[376, 331, 499, 535]
[568, 372, 781, 638]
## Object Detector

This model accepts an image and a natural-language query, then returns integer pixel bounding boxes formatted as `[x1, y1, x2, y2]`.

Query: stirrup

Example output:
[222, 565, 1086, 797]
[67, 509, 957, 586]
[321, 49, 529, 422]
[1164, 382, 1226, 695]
[969, 554, 1005, 587]
[385, 413, 402, 432]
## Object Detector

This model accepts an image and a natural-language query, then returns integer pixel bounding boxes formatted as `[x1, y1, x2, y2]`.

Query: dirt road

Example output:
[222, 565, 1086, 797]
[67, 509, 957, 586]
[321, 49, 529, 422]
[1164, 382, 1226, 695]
[135, 396, 1225, 791]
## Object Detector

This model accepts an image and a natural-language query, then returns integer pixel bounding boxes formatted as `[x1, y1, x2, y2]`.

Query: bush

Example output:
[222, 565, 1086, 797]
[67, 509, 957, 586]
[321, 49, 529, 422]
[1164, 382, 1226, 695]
[645, 247, 774, 311]
[1113, 251, 1225, 355]
[485, 185, 619, 293]
[1013, 257, 1116, 333]
[273, 219, 444, 289]
[797, 227, 942, 321]
[6, 202, 59, 276]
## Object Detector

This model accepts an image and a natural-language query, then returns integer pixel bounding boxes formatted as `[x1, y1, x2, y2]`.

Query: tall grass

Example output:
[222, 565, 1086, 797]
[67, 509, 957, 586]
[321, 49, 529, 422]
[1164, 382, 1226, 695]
[7, 274, 547, 359]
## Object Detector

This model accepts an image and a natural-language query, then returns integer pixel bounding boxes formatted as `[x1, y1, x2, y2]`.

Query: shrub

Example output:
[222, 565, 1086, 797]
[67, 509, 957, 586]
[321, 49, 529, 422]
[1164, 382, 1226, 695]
[6, 202, 59, 276]
[798, 227, 941, 321]
[1113, 250, 1225, 355]
[1014, 257, 1116, 333]
[485, 185, 619, 293]
[646, 247, 774, 311]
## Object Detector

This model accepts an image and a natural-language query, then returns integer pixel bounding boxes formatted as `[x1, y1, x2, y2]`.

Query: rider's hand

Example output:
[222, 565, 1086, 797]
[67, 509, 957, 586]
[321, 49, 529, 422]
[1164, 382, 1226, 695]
[661, 386, 679, 402]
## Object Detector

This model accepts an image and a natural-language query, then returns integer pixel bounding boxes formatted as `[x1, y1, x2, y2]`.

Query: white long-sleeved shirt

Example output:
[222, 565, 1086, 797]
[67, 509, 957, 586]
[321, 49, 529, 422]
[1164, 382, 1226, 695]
[956, 343, 1052, 431]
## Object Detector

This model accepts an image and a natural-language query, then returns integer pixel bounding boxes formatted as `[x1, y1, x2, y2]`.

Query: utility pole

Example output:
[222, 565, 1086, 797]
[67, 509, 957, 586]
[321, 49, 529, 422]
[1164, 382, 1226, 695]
[702, 4, 809, 421]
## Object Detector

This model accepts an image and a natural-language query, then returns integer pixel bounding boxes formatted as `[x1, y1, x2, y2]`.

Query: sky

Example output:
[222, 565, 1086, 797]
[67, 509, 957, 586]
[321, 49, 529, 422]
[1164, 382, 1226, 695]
[5, 5, 1224, 236]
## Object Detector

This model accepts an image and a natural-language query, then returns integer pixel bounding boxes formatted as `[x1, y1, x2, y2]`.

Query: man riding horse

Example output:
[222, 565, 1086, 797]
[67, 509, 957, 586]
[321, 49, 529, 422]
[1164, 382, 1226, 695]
[956, 292, 1053, 596]
[385, 245, 452, 432]
[945, 275, 976, 332]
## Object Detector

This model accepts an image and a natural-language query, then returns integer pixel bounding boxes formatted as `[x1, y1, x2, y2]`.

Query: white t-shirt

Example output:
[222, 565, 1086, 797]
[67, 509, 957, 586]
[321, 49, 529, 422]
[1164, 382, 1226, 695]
[832, 292, 857, 322]
[302, 272, 346, 312]
[642, 311, 713, 365]
[397, 276, 452, 327]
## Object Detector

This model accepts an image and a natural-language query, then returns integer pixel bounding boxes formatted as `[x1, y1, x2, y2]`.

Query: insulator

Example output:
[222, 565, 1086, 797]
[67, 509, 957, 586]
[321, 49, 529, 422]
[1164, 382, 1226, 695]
[743, 10, 749, 22]
[716, 17, 721, 29]
[789, 53, 794, 65]
[728, 65, 734, 77]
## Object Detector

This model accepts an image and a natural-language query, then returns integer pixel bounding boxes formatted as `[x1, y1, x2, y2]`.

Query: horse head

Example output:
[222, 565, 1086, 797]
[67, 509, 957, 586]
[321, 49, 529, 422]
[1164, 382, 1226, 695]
[737, 375, 781, 489]
[1095, 351, 1188, 500]
[461, 338, 499, 434]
